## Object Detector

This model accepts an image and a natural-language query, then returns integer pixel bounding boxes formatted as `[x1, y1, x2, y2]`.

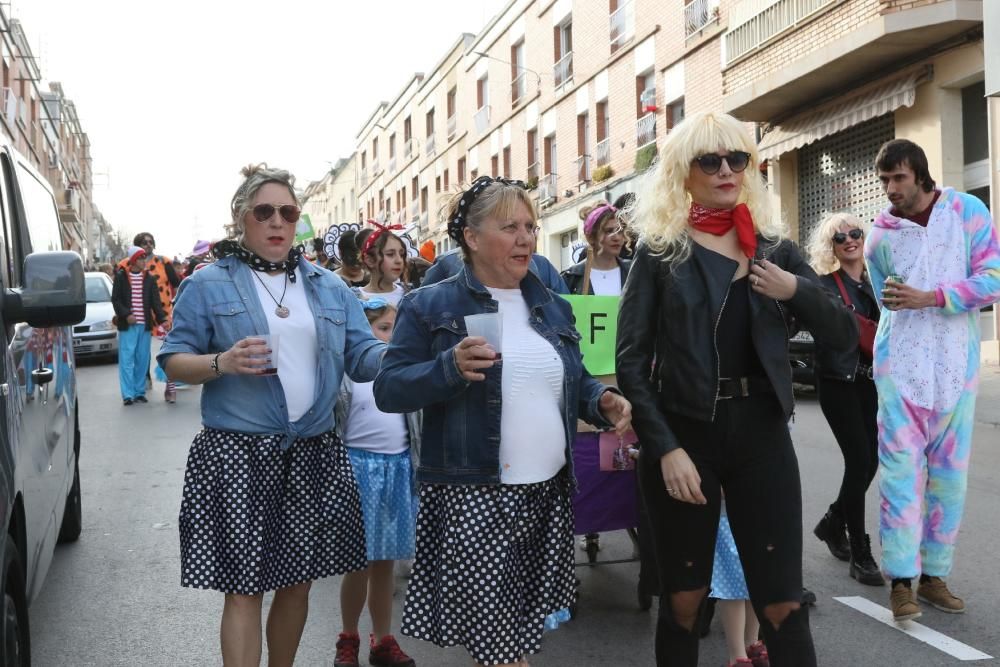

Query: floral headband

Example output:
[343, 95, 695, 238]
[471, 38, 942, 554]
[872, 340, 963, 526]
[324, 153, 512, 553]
[447, 175, 528, 244]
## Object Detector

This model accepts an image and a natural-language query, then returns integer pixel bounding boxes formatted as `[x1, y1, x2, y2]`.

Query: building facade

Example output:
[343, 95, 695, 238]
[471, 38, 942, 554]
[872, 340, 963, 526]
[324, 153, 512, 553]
[301, 154, 359, 241]
[1, 13, 103, 262]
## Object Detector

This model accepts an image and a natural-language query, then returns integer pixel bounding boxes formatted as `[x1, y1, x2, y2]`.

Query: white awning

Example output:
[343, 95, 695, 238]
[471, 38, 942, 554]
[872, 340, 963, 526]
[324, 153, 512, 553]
[758, 70, 926, 160]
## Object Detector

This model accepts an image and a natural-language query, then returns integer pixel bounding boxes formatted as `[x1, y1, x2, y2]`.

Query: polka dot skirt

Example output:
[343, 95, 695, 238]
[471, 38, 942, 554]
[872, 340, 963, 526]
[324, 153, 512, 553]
[179, 428, 367, 595]
[710, 512, 750, 600]
[401, 475, 577, 666]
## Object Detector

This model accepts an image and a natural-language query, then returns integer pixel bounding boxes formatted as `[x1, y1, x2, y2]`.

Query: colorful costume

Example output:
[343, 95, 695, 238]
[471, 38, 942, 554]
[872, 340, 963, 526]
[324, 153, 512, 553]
[865, 187, 1000, 578]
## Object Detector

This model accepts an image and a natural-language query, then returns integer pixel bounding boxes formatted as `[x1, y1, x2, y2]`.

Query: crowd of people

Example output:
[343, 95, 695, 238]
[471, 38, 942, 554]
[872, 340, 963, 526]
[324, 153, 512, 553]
[90, 108, 999, 667]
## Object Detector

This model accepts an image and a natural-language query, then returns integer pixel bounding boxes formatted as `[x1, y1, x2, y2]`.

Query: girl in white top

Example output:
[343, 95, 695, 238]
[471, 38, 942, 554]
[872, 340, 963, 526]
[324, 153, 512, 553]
[560, 201, 632, 296]
[335, 298, 420, 666]
[359, 227, 409, 308]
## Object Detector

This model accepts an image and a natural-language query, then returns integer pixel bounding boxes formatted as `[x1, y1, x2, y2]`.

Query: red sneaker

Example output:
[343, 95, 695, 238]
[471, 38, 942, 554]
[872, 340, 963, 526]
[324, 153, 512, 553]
[334, 631, 360, 667]
[369, 634, 416, 667]
[747, 641, 770, 667]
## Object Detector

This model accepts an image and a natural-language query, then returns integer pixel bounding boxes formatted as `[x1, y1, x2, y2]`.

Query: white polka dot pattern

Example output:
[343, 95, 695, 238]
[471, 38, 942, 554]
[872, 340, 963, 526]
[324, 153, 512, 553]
[710, 513, 750, 600]
[179, 429, 367, 595]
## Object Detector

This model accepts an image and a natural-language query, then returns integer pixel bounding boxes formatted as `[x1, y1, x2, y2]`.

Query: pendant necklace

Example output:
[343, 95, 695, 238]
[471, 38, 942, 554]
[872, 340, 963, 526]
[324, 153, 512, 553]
[252, 270, 290, 318]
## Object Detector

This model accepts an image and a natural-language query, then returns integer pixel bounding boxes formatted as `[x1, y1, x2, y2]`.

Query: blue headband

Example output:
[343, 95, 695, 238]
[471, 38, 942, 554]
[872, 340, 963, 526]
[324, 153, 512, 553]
[360, 296, 390, 311]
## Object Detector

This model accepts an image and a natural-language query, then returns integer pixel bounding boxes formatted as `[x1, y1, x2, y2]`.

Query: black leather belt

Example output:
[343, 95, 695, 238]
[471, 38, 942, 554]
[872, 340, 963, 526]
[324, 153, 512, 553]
[717, 376, 774, 400]
[856, 363, 874, 381]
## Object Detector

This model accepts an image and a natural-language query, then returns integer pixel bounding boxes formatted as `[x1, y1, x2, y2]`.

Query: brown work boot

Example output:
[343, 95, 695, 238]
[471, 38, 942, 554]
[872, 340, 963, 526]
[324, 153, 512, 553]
[917, 576, 965, 614]
[890, 582, 922, 621]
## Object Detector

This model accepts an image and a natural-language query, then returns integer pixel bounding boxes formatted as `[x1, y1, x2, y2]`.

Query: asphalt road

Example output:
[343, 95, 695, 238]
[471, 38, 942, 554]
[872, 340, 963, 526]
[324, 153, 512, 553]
[26, 356, 1000, 666]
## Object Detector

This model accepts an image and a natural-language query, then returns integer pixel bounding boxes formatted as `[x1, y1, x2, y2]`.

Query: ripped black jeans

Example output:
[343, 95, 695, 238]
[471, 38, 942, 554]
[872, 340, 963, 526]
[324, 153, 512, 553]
[637, 394, 816, 667]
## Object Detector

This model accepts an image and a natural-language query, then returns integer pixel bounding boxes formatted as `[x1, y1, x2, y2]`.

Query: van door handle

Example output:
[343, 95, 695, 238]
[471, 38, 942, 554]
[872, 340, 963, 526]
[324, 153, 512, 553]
[31, 368, 54, 385]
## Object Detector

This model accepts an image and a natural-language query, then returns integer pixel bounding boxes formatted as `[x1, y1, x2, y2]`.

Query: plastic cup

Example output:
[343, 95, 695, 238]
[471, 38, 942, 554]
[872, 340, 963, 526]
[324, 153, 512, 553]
[464, 313, 503, 360]
[246, 334, 279, 375]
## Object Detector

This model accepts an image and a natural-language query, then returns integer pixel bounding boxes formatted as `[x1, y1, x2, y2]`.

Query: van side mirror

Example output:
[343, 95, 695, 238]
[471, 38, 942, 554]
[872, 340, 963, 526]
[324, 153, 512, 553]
[2, 251, 86, 327]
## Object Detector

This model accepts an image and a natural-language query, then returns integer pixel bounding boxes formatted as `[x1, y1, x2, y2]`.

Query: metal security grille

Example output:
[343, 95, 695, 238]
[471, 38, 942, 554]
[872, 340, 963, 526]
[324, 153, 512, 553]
[797, 114, 895, 245]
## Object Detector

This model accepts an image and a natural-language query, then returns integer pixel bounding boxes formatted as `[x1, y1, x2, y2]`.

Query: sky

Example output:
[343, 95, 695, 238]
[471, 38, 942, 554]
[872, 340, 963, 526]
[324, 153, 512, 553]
[11, 0, 507, 258]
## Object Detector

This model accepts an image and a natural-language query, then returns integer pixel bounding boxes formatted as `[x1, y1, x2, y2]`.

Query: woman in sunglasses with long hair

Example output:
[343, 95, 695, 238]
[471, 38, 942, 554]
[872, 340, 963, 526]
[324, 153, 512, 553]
[805, 213, 882, 587]
[158, 164, 385, 667]
[616, 111, 857, 667]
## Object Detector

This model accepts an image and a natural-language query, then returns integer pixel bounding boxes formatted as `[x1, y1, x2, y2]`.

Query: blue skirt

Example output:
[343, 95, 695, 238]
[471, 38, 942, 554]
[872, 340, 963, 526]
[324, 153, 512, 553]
[347, 448, 418, 561]
[710, 513, 749, 600]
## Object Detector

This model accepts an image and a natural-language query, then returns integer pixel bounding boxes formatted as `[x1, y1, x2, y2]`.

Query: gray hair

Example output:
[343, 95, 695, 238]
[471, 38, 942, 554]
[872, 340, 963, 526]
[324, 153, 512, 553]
[227, 163, 298, 239]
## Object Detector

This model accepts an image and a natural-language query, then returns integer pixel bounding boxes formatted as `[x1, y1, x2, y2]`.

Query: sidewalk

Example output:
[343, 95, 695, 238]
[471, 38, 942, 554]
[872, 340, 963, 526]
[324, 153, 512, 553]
[977, 362, 1000, 427]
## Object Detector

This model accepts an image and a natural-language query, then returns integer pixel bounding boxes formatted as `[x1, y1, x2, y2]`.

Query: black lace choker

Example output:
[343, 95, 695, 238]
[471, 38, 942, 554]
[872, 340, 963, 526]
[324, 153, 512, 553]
[213, 239, 303, 283]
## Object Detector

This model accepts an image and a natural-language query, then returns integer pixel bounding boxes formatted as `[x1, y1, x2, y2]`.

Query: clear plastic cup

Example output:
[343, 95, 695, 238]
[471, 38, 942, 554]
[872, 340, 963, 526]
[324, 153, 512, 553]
[246, 334, 279, 375]
[464, 313, 503, 360]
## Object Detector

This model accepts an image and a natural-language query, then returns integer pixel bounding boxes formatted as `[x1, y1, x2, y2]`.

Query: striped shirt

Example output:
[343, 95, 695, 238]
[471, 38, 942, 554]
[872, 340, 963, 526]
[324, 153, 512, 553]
[128, 271, 145, 324]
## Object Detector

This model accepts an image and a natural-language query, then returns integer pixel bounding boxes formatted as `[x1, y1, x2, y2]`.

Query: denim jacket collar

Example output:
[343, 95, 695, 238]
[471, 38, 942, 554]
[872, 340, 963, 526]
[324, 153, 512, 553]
[457, 264, 555, 313]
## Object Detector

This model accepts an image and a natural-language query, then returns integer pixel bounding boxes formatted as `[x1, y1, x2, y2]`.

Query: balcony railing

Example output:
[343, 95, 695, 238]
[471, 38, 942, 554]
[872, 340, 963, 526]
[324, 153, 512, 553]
[425, 134, 436, 157]
[474, 105, 491, 134]
[595, 138, 611, 167]
[447, 114, 457, 140]
[410, 200, 420, 221]
[388, 156, 397, 174]
[636, 112, 656, 147]
[419, 212, 429, 236]
[685, 0, 719, 38]
[576, 155, 592, 184]
[404, 138, 415, 160]
[554, 52, 574, 88]
[511, 71, 527, 105]
[539, 173, 558, 202]
[372, 159, 380, 175]
[610, 0, 636, 51]
[725, 0, 836, 63]
[527, 161, 540, 182]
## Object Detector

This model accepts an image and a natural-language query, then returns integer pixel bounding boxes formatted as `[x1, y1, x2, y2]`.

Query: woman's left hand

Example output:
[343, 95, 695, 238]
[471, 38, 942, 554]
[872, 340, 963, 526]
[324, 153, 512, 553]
[750, 259, 797, 301]
[599, 391, 632, 436]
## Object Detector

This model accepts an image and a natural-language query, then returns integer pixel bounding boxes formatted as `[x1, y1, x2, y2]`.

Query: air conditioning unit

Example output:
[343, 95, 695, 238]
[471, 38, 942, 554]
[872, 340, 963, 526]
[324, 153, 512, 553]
[640, 87, 657, 113]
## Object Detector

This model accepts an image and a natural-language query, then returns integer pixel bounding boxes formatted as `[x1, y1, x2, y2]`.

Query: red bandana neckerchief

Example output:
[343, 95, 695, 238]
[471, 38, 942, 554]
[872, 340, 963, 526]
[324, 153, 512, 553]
[688, 202, 758, 259]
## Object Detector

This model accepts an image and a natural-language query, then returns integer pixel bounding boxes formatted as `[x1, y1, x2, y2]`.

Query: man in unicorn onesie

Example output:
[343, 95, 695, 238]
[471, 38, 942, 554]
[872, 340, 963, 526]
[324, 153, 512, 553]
[865, 139, 1000, 622]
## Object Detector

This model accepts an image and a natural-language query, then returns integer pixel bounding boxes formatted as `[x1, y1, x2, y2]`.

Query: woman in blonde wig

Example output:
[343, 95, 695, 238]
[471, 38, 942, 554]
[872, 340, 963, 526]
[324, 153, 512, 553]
[806, 213, 882, 586]
[616, 111, 857, 666]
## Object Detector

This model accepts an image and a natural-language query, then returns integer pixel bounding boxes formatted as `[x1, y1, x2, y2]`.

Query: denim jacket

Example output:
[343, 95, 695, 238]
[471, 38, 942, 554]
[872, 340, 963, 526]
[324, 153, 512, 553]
[157, 256, 385, 448]
[373, 265, 613, 487]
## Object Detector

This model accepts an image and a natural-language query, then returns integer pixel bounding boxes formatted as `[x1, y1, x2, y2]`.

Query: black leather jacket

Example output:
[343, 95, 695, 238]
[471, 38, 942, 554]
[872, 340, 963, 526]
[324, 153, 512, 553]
[561, 257, 632, 295]
[814, 270, 878, 382]
[616, 238, 857, 459]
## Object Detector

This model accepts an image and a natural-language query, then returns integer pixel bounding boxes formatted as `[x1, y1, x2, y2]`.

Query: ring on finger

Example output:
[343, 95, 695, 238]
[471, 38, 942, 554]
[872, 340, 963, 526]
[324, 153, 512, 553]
[752, 276, 760, 286]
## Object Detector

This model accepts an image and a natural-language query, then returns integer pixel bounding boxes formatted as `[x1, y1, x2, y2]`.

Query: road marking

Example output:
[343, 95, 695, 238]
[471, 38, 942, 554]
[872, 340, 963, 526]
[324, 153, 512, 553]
[834, 596, 994, 661]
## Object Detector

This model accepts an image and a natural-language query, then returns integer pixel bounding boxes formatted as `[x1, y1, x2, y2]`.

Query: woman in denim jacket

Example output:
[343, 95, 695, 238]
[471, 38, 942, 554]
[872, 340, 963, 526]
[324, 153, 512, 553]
[158, 164, 385, 667]
[373, 177, 632, 667]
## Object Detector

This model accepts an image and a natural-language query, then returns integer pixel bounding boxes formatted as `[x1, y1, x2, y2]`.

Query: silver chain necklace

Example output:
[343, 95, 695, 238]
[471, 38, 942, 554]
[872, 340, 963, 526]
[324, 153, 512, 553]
[251, 270, 290, 318]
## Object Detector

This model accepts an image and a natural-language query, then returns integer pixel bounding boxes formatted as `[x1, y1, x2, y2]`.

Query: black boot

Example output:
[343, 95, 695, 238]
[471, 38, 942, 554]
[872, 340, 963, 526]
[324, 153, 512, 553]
[813, 507, 850, 561]
[849, 534, 884, 586]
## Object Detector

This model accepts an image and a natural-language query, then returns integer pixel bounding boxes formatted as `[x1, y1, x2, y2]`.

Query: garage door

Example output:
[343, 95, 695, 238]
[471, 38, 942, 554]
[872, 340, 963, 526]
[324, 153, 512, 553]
[797, 114, 895, 245]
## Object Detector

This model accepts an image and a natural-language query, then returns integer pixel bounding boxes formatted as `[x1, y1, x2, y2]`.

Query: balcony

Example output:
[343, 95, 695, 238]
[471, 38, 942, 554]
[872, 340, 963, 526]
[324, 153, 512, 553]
[388, 157, 397, 174]
[372, 159, 380, 175]
[685, 0, 719, 38]
[527, 161, 540, 182]
[425, 134, 436, 157]
[722, 0, 981, 120]
[404, 138, 415, 160]
[610, 0, 636, 51]
[576, 155, 592, 184]
[474, 105, 491, 134]
[538, 173, 558, 203]
[410, 200, 420, 222]
[636, 112, 656, 147]
[595, 138, 611, 167]
[447, 114, 457, 140]
[359, 167, 368, 186]
[511, 71, 527, 105]
[554, 52, 574, 88]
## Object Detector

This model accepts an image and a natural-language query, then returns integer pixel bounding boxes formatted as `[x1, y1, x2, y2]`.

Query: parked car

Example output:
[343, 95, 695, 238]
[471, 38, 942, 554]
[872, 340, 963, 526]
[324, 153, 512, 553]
[0, 142, 86, 664]
[789, 330, 816, 388]
[72, 272, 118, 360]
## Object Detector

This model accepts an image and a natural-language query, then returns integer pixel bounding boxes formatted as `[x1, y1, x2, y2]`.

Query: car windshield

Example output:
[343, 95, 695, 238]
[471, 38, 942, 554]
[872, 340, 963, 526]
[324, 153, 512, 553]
[85, 276, 111, 303]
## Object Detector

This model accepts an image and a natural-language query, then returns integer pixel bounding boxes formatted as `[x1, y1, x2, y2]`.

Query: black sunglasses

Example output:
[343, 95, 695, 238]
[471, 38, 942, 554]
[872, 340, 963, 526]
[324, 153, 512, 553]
[692, 151, 751, 175]
[832, 228, 864, 244]
[252, 203, 301, 224]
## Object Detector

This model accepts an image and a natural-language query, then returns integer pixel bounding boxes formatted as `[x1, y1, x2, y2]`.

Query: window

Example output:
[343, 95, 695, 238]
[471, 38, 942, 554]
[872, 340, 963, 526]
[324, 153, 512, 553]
[411, 176, 419, 200]
[361, 151, 367, 169]
[666, 98, 685, 132]
[443, 168, 450, 191]
[425, 108, 435, 137]
[403, 117, 412, 142]
[477, 76, 489, 110]
[544, 136, 556, 175]
[596, 102, 609, 142]
[636, 71, 656, 117]
[457, 157, 466, 184]
[447, 88, 457, 117]
[502, 147, 511, 179]
[435, 175, 442, 193]
[511, 41, 526, 105]
[527, 129, 539, 177]
[491, 155, 499, 178]
[577, 113, 590, 182]
[389, 133, 396, 158]
[553, 21, 573, 87]
[373, 137, 379, 161]
[420, 186, 428, 212]
[18, 164, 62, 253]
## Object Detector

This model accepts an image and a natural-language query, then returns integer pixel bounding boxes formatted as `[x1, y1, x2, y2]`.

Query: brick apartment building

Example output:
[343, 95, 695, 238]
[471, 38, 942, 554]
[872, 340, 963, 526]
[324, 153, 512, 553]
[0, 13, 110, 262]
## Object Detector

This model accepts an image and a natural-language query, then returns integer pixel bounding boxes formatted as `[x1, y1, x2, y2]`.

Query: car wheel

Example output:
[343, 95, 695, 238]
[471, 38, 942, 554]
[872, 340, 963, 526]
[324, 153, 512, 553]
[1, 539, 29, 666]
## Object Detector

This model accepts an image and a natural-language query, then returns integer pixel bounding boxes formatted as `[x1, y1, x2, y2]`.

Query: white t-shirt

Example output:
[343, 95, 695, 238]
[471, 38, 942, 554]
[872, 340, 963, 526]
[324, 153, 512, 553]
[589, 266, 622, 296]
[360, 283, 405, 308]
[252, 268, 317, 422]
[487, 287, 566, 484]
[343, 381, 409, 455]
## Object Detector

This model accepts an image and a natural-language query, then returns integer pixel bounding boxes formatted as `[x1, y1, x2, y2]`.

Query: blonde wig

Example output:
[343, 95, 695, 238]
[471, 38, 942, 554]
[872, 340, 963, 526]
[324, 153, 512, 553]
[631, 111, 784, 262]
[806, 212, 867, 275]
